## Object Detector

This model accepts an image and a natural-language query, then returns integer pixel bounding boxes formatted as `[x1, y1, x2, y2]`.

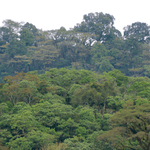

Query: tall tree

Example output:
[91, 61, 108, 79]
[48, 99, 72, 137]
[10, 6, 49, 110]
[74, 12, 121, 43]
[2, 19, 23, 42]
[23, 22, 37, 35]
[123, 22, 150, 44]
[20, 28, 34, 46]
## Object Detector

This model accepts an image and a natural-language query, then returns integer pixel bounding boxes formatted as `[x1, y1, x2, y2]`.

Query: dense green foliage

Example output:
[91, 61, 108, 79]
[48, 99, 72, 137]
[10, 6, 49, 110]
[0, 12, 150, 82]
[0, 12, 150, 149]
[0, 68, 150, 149]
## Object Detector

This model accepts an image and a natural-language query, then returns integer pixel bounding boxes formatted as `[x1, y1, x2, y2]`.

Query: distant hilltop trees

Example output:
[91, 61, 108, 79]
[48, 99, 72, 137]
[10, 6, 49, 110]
[0, 12, 150, 82]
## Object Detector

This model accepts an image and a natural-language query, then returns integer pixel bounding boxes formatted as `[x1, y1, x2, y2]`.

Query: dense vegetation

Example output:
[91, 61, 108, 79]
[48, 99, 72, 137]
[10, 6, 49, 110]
[1, 12, 150, 82]
[0, 12, 150, 149]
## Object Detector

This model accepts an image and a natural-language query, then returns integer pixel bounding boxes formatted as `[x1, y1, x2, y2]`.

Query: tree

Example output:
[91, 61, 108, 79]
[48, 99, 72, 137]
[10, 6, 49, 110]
[23, 22, 37, 35]
[58, 118, 79, 140]
[127, 80, 150, 99]
[123, 22, 150, 44]
[74, 12, 121, 43]
[2, 82, 22, 105]
[99, 59, 114, 73]
[0, 103, 8, 115]
[0, 27, 11, 44]
[105, 36, 124, 50]
[120, 37, 143, 71]
[70, 85, 102, 108]
[32, 101, 74, 128]
[30, 44, 60, 70]
[98, 102, 150, 150]
[73, 106, 103, 131]
[71, 80, 117, 116]
[8, 130, 54, 150]
[19, 80, 38, 104]
[90, 42, 108, 66]
[20, 28, 34, 46]
[5, 39, 27, 57]
[107, 96, 124, 111]
[86, 130, 114, 150]
[124, 37, 143, 57]
[2, 19, 22, 33]
[2, 19, 23, 42]
[43, 68, 95, 89]
[91, 81, 117, 116]
[2, 72, 42, 105]
[0, 102, 55, 150]
[57, 39, 90, 68]
[108, 69, 128, 83]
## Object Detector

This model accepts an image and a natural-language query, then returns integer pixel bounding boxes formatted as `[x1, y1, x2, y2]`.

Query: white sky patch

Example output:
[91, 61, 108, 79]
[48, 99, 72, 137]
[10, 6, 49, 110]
[0, 0, 150, 35]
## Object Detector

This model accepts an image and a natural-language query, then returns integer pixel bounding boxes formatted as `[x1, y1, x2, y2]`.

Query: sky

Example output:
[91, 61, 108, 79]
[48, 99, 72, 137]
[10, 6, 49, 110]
[1, 0, 150, 35]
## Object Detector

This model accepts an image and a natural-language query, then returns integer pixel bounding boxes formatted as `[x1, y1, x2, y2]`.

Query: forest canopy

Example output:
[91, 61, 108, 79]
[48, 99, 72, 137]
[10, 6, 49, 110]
[0, 12, 150, 150]
[0, 12, 150, 82]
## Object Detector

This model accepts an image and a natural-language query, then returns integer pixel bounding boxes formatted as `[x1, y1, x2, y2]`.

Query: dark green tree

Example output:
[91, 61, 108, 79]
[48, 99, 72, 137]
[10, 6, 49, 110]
[119, 37, 143, 71]
[5, 39, 27, 57]
[90, 42, 108, 67]
[124, 22, 150, 44]
[99, 59, 114, 73]
[0, 27, 11, 45]
[74, 12, 121, 43]
[23, 22, 37, 35]
[20, 28, 34, 46]
[2, 19, 22, 42]
[124, 37, 143, 57]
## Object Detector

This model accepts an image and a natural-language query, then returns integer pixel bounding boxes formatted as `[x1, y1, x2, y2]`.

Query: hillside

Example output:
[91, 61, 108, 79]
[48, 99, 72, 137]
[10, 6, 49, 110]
[0, 12, 150, 150]
[0, 12, 150, 82]
[0, 68, 150, 149]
